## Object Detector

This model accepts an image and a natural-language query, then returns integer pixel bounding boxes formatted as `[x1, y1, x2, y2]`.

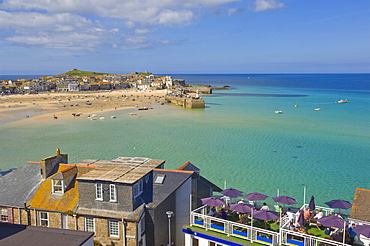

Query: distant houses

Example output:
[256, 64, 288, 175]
[0, 71, 174, 94]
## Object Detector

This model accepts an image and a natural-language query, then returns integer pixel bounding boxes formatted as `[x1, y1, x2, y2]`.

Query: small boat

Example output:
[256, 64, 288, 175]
[86, 102, 92, 105]
[111, 116, 116, 119]
[53, 115, 58, 119]
[336, 99, 348, 103]
[129, 113, 141, 117]
[294, 105, 298, 107]
[275, 110, 283, 114]
[99, 117, 105, 120]
[138, 107, 149, 110]
[314, 108, 321, 111]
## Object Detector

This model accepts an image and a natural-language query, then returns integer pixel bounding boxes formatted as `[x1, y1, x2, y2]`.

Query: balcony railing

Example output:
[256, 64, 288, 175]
[190, 205, 351, 246]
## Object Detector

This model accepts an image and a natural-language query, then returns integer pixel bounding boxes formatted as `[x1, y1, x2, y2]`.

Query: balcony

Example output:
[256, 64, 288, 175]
[186, 205, 351, 246]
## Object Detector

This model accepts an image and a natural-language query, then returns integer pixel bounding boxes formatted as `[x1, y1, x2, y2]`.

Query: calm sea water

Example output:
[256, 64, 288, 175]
[1, 74, 369, 207]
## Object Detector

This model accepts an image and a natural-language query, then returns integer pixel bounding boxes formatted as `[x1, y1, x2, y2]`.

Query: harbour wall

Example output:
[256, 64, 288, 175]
[165, 95, 205, 109]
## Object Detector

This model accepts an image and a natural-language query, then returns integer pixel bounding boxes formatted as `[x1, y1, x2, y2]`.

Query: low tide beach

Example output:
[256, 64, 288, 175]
[0, 89, 168, 123]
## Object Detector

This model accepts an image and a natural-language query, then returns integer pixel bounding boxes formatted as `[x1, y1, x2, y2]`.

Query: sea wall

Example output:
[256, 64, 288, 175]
[165, 95, 205, 108]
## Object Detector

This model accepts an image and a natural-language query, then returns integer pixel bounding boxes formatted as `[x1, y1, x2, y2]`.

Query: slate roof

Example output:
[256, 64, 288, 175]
[350, 187, 370, 222]
[148, 169, 194, 208]
[0, 222, 94, 246]
[76, 203, 145, 221]
[177, 161, 201, 173]
[0, 162, 42, 207]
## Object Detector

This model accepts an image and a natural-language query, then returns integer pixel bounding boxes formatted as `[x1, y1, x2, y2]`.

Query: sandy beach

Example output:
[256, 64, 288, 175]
[0, 89, 168, 122]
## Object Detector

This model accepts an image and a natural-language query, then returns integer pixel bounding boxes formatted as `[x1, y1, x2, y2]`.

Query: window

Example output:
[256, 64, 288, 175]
[85, 217, 95, 232]
[108, 220, 119, 237]
[39, 212, 49, 227]
[0, 208, 8, 222]
[96, 183, 103, 200]
[52, 179, 63, 193]
[110, 184, 117, 202]
[154, 174, 165, 184]
[139, 216, 145, 235]
[133, 179, 144, 197]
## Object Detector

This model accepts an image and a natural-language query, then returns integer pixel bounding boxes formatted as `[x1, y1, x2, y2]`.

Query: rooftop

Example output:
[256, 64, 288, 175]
[0, 222, 93, 246]
[76, 157, 165, 184]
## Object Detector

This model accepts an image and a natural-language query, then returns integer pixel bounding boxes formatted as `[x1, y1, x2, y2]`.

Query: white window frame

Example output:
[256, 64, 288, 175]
[52, 179, 64, 194]
[84, 217, 95, 232]
[96, 183, 103, 201]
[133, 179, 144, 197]
[39, 211, 49, 227]
[110, 184, 117, 202]
[108, 220, 119, 237]
[0, 208, 8, 222]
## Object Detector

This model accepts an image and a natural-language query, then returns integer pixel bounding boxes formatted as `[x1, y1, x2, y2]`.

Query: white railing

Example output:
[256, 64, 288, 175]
[191, 206, 280, 245]
[190, 206, 351, 246]
[281, 228, 350, 246]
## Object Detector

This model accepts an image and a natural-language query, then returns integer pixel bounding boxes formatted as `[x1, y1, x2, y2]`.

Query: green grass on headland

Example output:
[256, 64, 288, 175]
[57, 69, 109, 77]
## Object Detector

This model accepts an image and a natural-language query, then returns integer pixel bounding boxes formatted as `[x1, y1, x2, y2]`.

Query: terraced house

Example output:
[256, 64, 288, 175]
[0, 149, 220, 246]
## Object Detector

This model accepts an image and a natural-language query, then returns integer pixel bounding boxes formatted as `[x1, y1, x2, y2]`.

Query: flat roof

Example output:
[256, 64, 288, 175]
[0, 223, 94, 246]
[77, 157, 165, 184]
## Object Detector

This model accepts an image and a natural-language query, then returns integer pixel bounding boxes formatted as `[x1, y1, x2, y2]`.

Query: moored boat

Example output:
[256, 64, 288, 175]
[336, 99, 348, 103]
[275, 110, 283, 114]
[138, 107, 149, 110]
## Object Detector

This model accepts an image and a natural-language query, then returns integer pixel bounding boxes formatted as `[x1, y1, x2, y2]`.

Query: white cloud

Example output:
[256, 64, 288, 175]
[0, 0, 245, 51]
[154, 9, 194, 26]
[254, 0, 284, 12]
[134, 29, 152, 35]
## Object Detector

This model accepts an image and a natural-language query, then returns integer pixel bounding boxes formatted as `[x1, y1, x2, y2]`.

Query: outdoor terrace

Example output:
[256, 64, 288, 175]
[188, 203, 353, 246]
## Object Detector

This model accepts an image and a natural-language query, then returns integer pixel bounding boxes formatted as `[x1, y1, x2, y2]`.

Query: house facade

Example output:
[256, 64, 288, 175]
[0, 149, 220, 246]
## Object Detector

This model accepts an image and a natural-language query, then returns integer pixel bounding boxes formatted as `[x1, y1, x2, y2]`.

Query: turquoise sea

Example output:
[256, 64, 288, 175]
[0, 74, 369, 207]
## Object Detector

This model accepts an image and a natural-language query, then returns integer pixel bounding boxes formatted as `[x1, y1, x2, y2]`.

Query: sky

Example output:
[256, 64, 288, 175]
[0, 0, 369, 75]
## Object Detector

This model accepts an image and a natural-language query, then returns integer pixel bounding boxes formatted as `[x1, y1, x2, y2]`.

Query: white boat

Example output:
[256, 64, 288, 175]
[275, 110, 283, 114]
[314, 108, 321, 111]
[111, 116, 116, 119]
[99, 117, 105, 120]
[336, 99, 348, 103]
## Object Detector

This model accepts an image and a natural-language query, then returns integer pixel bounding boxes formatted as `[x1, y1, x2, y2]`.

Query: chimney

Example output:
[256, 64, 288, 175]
[40, 148, 68, 179]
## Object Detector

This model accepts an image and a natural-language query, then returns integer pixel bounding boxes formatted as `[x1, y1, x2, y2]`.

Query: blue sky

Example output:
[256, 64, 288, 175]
[0, 0, 369, 74]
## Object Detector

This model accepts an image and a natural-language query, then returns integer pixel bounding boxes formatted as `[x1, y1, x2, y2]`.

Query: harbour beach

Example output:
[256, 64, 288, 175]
[0, 74, 369, 207]
[0, 89, 168, 123]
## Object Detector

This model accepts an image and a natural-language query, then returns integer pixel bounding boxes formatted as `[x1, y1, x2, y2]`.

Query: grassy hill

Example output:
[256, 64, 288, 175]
[57, 69, 111, 77]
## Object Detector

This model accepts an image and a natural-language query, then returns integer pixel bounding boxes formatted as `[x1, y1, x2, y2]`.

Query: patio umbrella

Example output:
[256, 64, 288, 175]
[308, 195, 316, 210]
[297, 210, 305, 227]
[253, 210, 279, 221]
[324, 199, 352, 210]
[318, 216, 348, 244]
[220, 188, 243, 197]
[244, 192, 268, 201]
[229, 203, 254, 213]
[272, 195, 298, 205]
[317, 216, 347, 229]
[354, 225, 370, 238]
[201, 197, 226, 207]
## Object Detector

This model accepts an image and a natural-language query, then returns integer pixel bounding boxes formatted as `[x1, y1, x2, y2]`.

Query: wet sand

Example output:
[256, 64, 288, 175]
[0, 89, 168, 122]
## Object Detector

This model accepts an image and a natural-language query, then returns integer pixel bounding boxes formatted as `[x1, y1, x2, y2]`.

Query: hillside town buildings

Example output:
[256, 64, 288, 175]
[0, 71, 175, 94]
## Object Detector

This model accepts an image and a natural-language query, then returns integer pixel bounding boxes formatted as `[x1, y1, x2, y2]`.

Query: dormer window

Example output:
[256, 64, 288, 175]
[133, 179, 143, 197]
[96, 183, 103, 200]
[110, 184, 117, 202]
[52, 179, 64, 194]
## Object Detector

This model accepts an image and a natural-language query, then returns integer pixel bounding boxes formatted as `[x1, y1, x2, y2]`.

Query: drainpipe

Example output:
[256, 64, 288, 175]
[122, 218, 126, 246]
